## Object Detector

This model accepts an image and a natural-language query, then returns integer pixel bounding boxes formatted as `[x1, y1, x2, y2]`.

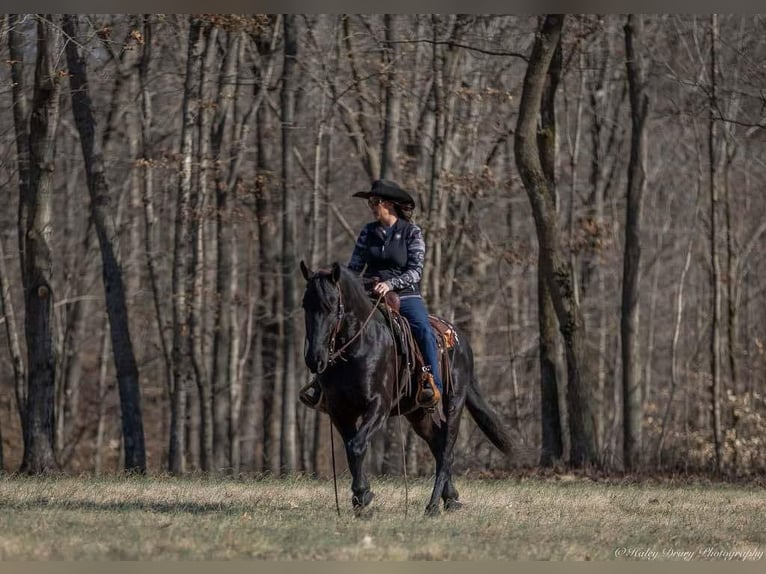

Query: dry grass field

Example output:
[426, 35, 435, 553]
[0, 474, 764, 560]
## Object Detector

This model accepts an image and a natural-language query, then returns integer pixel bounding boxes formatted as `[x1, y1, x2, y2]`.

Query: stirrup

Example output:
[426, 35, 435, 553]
[299, 380, 328, 413]
[416, 369, 441, 409]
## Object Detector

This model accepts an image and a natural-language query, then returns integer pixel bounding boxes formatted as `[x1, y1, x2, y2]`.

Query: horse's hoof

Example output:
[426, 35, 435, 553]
[444, 498, 463, 512]
[424, 504, 441, 518]
[352, 490, 375, 509]
[354, 506, 375, 520]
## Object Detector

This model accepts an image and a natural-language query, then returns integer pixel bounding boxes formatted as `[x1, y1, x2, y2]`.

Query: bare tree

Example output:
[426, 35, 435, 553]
[707, 14, 723, 474]
[0, 232, 25, 471]
[0, 234, 26, 432]
[210, 27, 240, 475]
[137, 14, 173, 442]
[169, 16, 205, 475]
[256, 105, 282, 475]
[537, 32, 564, 465]
[7, 14, 30, 436]
[8, 14, 31, 292]
[19, 15, 62, 474]
[515, 14, 598, 467]
[189, 21, 218, 473]
[621, 14, 649, 472]
[94, 315, 110, 475]
[280, 14, 299, 474]
[63, 13, 146, 473]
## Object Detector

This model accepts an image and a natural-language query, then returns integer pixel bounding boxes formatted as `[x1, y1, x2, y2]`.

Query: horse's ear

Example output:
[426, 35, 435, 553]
[331, 262, 341, 284]
[300, 260, 312, 282]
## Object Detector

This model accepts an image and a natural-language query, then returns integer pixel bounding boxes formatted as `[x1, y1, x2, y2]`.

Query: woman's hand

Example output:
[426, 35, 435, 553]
[373, 281, 392, 296]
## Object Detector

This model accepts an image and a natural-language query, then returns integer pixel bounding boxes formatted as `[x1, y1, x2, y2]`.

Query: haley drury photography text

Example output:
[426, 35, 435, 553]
[614, 546, 764, 561]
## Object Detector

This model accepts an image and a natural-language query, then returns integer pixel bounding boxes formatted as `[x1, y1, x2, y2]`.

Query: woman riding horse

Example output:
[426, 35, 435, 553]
[299, 180, 518, 516]
[300, 179, 442, 411]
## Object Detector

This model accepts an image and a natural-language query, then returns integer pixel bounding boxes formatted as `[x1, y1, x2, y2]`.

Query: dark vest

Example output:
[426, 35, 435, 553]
[363, 219, 420, 297]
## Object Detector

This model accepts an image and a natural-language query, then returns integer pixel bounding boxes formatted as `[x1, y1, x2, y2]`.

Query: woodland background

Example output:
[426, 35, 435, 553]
[0, 14, 765, 478]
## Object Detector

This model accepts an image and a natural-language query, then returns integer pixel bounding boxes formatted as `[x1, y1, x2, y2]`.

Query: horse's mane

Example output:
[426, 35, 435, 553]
[337, 265, 368, 302]
[306, 264, 372, 313]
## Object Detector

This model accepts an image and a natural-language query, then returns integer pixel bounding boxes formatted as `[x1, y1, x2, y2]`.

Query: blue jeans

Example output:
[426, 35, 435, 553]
[398, 296, 443, 393]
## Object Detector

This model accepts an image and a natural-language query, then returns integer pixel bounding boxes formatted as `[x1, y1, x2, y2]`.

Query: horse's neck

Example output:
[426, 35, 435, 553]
[339, 279, 375, 332]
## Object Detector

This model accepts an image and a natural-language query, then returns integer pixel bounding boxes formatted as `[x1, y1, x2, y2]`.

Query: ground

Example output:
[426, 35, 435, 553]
[0, 474, 764, 560]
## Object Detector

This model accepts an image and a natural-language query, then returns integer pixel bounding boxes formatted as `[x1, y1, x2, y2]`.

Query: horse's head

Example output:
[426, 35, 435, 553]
[300, 260, 343, 374]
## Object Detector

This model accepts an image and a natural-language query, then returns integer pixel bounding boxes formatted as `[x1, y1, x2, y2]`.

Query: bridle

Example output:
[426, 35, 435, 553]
[325, 284, 346, 365]
[315, 279, 384, 372]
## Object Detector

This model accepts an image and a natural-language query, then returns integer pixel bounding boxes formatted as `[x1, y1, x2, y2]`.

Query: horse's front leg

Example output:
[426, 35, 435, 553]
[347, 396, 388, 513]
[334, 412, 376, 513]
[348, 395, 388, 458]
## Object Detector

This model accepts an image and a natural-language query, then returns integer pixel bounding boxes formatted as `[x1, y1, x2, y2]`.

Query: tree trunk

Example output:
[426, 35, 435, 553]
[228, 227, 243, 473]
[20, 15, 62, 474]
[339, 15, 380, 180]
[138, 15, 173, 447]
[537, 35, 564, 466]
[381, 14, 402, 180]
[227, 34, 248, 475]
[280, 15, 299, 474]
[8, 14, 31, 294]
[8, 14, 30, 440]
[621, 14, 649, 472]
[63, 13, 146, 473]
[54, 195, 94, 466]
[191, 22, 218, 474]
[657, 233, 695, 465]
[425, 15, 445, 306]
[723, 149, 738, 399]
[254, 103, 282, 476]
[94, 315, 111, 475]
[538, 269, 564, 465]
[0, 234, 27, 429]
[514, 14, 598, 468]
[170, 16, 205, 475]
[581, 35, 622, 453]
[305, 65, 331, 474]
[708, 14, 723, 474]
[211, 28, 240, 475]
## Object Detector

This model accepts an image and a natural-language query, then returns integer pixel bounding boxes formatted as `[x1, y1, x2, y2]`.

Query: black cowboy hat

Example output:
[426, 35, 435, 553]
[352, 179, 415, 209]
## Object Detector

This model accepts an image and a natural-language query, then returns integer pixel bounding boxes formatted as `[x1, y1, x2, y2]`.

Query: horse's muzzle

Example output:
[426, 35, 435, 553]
[305, 349, 329, 374]
[314, 357, 328, 374]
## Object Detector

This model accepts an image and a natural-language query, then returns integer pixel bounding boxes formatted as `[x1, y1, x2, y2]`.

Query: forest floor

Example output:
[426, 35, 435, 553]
[0, 473, 764, 560]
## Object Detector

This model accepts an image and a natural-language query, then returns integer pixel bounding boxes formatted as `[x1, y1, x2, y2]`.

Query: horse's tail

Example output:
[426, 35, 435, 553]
[465, 382, 515, 458]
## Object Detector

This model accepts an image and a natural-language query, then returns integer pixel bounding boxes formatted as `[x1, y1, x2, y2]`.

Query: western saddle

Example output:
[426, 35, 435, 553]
[379, 291, 457, 413]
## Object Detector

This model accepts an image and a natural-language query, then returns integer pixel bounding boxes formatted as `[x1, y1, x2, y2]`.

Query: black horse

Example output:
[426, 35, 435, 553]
[300, 261, 516, 516]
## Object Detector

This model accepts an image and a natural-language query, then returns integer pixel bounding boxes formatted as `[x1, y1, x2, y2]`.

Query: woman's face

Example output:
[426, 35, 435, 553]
[367, 196, 394, 221]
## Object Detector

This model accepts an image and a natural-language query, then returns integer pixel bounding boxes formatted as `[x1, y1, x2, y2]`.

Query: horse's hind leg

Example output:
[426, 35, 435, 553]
[406, 411, 444, 516]
[442, 472, 462, 511]
[407, 395, 466, 516]
[427, 394, 467, 516]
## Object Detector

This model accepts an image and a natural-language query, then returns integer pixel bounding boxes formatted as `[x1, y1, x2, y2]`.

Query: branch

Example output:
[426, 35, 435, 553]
[388, 38, 528, 62]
